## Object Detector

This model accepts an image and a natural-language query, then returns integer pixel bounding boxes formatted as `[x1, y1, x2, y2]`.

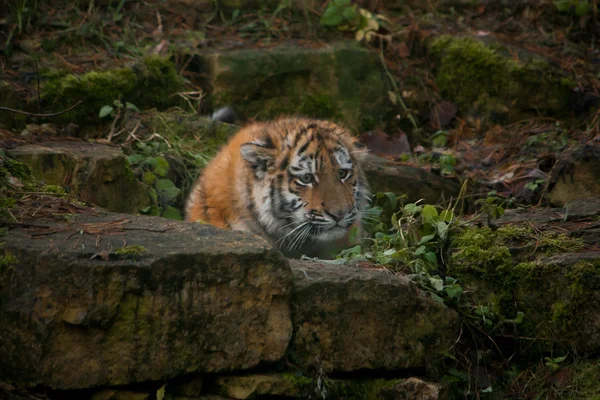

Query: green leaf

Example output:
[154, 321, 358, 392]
[143, 171, 156, 185]
[156, 179, 181, 200]
[125, 102, 140, 112]
[144, 157, 158, 166]
[154, 156, 169, 177]
[481, 386, 493, 393]
[99, 105, 113, 118]
[430, 276, 444, 291]
[436, 221, 449, 240]
[162, 206, 183, 220]
[127, 154, 144, 164]
[445, 284, 463, 299]
[320, 6, 344, 26]
[342, 4, 358, 19]
[439, 210, 454, 222]
[421, 205, 439, 221]
[418, 234, 436, 245]
[403, 203, 422, 216]
[425, 251, 437, 265]
[549, 355, 568, 363]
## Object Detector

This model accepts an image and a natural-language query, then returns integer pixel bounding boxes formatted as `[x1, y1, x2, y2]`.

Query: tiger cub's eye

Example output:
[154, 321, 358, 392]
[297, 174, 314, 185]
[338, 169, 351, 180]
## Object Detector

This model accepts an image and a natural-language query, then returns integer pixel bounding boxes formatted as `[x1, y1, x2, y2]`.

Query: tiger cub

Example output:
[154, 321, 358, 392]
[185, 118, 371, 257]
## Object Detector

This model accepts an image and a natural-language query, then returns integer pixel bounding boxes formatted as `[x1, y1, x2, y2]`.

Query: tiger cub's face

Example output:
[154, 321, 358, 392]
[241, 119, 370, 252]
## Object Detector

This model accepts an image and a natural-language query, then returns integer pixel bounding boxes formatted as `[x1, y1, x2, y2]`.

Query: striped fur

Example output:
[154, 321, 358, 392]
[185, 118, 370, 256]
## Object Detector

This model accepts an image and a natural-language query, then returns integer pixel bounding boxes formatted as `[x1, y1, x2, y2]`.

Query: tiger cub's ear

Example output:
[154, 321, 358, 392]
[349, 139, 369, 164]
[240, 142, 277, 179]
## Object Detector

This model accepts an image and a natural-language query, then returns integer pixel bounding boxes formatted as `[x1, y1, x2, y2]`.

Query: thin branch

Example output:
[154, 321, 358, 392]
[0, 101, 83, 117]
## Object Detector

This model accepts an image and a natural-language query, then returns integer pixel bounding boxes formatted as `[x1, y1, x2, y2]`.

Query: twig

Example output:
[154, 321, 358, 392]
[0, 101, 83, 117]
[377, 38, 419, 131]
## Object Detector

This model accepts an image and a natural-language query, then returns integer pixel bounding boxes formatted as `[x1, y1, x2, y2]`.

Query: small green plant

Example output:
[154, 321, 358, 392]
[524, 179, 545, 192]
[127, 142, 183, 220]
[320, 0, 386, 42]
[99, 99, 140, 120]
[544, 355, 568, 372]
[475, 191, 507, 221]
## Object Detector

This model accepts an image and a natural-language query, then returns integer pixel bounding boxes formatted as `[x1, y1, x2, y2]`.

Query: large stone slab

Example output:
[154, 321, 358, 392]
[7, 141, 151, 214]
[288, 260, 460, 372]
[0, 211, 292, 390]
[362, 155, 461, 204]
[193, 41, 392, 132]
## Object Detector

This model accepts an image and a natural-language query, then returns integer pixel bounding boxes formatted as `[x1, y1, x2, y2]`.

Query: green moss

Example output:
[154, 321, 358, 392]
[114, 245, 148, 259]
[0, 251, 18, 273]
[41, 56, 184, 125]
[133, 55, 184, 109]
[451, 225, 599, 349]
[42, 68, 137, 123]
[429, 36, 574, 120]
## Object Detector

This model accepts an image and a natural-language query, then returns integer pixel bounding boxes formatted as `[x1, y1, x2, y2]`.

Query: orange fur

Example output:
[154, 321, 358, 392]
[185, 117, 370, 256]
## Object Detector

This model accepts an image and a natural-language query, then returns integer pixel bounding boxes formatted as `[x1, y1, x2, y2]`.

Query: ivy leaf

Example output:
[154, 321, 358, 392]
[421, 205, 439, 221]
[445, 284, 463, 299]
[439, 210, 454, 222]
[154, 156, 169, 177]
[127, 154, 144, 164]
[156, 179, 181, 200]
[425, 251, 438, 265]
[162, 206, 183, 220]
[429, 276, 444, 291]
[320, 6, 344, 26]
[418, 234, 436, 245]
[125, 102, 140, 112]
[99, 105, 113, 118]
[403, 203, 422, 216]
[436, 221, 449, 240]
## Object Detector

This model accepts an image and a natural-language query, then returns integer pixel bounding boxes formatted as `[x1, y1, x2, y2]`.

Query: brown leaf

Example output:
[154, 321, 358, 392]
[397, 42, 410, 58]
[359, 129, 411, 156]
[429, 100, 457, 129]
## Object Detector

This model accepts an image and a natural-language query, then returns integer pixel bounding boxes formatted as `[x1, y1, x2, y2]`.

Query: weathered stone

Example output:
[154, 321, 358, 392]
[208, 373, 448, 400]
[214, 374, 303, 399]
[547, 142, 600, 207]
[427, 35, 575, 123]
[168, 375, 204, 397]
[0, 212, 292, 389]
[7, 141, 151, 213]
[288, 260, 460, 372]
[362, 154, 461, 204]
[451, 199, 600, 353]
[380, 377, 448, 400]
[91, 390, 149, 400]
[193, 41, 392, 132]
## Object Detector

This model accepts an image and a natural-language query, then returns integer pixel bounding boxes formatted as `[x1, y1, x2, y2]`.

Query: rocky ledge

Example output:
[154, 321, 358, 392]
[0, 210, 459, 398]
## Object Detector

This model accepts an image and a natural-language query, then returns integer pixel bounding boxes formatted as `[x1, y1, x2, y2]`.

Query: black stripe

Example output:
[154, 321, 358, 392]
[297, 140, 310, 156]
[279, 153, 290, 170]
[263, 135, 276, 149]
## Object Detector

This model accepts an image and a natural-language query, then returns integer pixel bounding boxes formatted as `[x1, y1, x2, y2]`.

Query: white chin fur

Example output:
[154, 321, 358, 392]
[312, 226, 349, 242]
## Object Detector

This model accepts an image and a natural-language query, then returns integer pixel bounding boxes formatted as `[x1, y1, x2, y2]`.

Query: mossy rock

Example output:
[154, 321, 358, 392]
[40, 55, 184, 126]
[428, 35, 575, 123]
[450, 224, 600, 352]
[194, 41, 393, 132]
[7, 141, 152, 213]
